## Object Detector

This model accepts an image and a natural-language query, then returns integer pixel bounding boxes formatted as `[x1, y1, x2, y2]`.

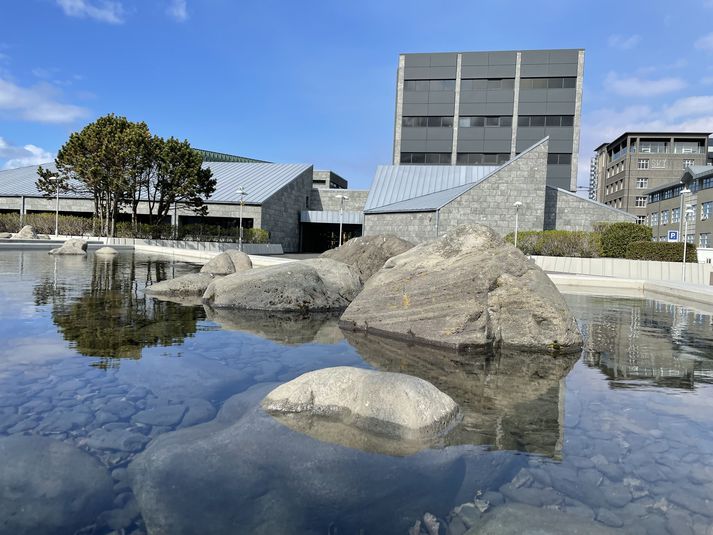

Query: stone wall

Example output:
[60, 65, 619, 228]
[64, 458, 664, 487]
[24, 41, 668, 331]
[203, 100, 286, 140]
[544, 187, 635, 231]
[261, 167, 314, 252]
[437, 139, 549, 237]
[310, 189, 368, 212]
[363, 212, 437, 244]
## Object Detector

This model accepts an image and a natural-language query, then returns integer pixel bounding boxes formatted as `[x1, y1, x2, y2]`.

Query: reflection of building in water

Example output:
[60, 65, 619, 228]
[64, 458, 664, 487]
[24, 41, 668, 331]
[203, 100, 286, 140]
[344, 331, 577, 459]
[568, 295, 713, 389]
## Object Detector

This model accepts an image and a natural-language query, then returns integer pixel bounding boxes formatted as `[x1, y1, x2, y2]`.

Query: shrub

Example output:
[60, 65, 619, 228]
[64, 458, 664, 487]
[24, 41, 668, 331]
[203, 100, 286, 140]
[0, 212, 94, 236]
[625, 241, 697, 263]
[504, 230, 602, 257]
[600, 222, 652, 258]
[115, 221, 271, 243]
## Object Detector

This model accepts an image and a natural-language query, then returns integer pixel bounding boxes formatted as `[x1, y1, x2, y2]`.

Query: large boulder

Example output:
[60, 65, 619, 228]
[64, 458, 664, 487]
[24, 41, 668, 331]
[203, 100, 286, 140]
[0, 232, 11, 239]
[49, 238, 88, 255]
[95, 246, 118, 255]
[0, 435, 114, 535]
[321, 234, 414, 282]
[340, 224, 582, 353]
[146, 272, 217, 298]
[11, 225, 37, 239]
[262, 366, 459, 451]
[203, 258, 362, 312]
[200, 250, 253, 276]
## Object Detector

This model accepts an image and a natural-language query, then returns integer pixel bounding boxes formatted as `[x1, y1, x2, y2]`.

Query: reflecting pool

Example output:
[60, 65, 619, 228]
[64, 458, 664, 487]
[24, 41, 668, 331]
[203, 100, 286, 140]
[0, 251, 712, 534]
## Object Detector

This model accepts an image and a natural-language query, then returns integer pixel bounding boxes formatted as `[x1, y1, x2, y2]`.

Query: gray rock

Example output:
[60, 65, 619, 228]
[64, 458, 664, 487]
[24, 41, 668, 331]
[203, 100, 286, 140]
[320, 234, 414, 282]
[95, 246, 119, 255]
[83, 428, 150, 452]
[200, 250, 252, 275]
[48, 238, 88, 255]
[203, 258, 362, 312]
[0, 232, 11, 239]
[0, 435, 113, 535]
[146, 272, 217, 297]
[340, 224, 582, 353]
[262, 366, 459, 450]
[11, 225, 37, 239]
[132, 405, 187, 427]
[179, 398, 217, 428]
[129, 385, 517, 535]
[464, 503, 620, 534]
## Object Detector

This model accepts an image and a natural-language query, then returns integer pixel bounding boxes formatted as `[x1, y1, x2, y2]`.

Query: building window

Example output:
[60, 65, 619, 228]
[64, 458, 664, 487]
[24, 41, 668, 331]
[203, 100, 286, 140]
[400, 152, 452, 164]
[639, 141, 668, 154]
[651, 212, 659, 225]
[547, 153, 572, 165]
[636, 215, 646, 224]
[702, 201, 712, 220]
[617, 198, 623, 209]
[456, 153, 510, 165]
[661, 210, 669, 224]
[459, 116, 512, 128]
[637, 159, 649, 170]
[519, 77, 577, 89]
[305, 196, 310, 209]
[687, 234, 695, 244]
[683, 159, 696, 168]
[404, 80, 455, 92]
[636, 177, 649, 189]
[517, 115, 574, 127]
[701, 233, 711, 248]
[402, 116, 453, 128]
[674, 141, 703, 154]
[672, 207, 681, 223]
[460, 78, 515, 91]
[635, 196, 647, 208]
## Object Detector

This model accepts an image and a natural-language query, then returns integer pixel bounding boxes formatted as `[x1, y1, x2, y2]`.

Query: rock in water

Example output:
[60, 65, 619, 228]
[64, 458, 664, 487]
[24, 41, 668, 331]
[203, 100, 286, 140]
[321, 234, 414, 282]
[200, 250, 253, 276]
[11, 225, 37, 239]
[146, 272, 216, 297]
[48, 238, 88, 255]
[203, 258, 362, 312]
[95, 246, 118, 255]
[0, 435, 113, 535]
[0, 232, 12, 239]
[262, 366, 459, 443]
[340, 224, 581, 353]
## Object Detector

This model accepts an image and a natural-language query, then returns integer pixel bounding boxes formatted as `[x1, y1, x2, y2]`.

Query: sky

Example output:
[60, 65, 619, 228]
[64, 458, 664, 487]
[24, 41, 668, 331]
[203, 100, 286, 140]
[2, 0, 713, 191]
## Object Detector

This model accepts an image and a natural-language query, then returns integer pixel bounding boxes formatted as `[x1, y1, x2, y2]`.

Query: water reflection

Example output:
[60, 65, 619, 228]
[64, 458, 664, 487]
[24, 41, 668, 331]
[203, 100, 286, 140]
[344, 331, 577, 458]
[33, 254, 203, 367]
[567, 295, 713, 389]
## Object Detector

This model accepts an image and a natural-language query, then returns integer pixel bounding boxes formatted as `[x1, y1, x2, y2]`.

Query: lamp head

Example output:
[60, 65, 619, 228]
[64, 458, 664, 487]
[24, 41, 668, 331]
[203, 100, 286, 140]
[513, 201, 523, 208]
[681, 188, 691, 195]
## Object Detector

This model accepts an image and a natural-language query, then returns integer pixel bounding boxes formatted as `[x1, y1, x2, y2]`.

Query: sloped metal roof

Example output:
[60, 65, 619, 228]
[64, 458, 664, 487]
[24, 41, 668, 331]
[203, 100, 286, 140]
[300, 210, 363, 224]
[365, 182, 477, 213]
[686, 165, 713, 179]
[364, 164, 499, 212]
[0, 162, 311, 205]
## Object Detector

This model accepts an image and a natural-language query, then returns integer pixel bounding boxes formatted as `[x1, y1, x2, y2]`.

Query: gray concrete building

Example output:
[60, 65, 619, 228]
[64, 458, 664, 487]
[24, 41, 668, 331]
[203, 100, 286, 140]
[393, 48, 584, 191]
[593, 132, 711, 223]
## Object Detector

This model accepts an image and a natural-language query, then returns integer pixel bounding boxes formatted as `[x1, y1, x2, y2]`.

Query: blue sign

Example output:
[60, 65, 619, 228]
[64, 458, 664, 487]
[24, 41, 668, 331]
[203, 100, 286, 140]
[667, 230, 679, 242]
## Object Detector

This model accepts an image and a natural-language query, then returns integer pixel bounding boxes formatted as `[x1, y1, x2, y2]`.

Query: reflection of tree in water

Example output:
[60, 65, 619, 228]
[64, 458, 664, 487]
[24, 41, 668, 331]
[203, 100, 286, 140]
[34, 255, 203, 368]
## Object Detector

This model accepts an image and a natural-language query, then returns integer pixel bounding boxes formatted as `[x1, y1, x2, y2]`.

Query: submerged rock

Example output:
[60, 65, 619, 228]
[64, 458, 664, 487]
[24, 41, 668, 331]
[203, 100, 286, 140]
[200, 249, 252, 275]
[0, 435, 113, 535]
[203, 258, 362, 312]
[11, 225, 37, 239]
[340, 224, 582, 353]
[49, 238, 88, 255]
[146, 272, 217, 298]
[263, 366, 459, 449]
[95, 246, 118, 255]
[0, 232, 11, 239]
[321, 234, 414, 282]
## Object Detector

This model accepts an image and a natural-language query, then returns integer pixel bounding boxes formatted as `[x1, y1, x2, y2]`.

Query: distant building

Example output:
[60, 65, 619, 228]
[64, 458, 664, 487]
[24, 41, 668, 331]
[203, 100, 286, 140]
[392, 48, 585, 192]
[593, 132, 711, 223]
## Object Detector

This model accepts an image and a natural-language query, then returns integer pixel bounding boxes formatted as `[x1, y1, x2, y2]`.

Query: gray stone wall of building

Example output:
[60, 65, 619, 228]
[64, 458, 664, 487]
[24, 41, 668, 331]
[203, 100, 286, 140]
[437, 139, 549, 237]
[260, 166, 314, 252]
[363, 212, 437, 244]
[312, 170, 348, 189]
[310, 189, 368, 212]
[544, 187, 635, 231]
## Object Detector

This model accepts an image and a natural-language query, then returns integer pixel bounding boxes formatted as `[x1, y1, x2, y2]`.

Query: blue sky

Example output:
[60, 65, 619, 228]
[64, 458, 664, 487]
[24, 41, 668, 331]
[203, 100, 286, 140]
[2, 0, 713, 191]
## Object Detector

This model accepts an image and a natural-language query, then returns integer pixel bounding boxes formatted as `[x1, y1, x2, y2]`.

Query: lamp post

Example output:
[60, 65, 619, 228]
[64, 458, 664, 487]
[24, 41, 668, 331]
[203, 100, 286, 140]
[679, 187, 691, 242]
[513, 201, 523, 248]
[236, 186, 247, 251]
[336, 194, 349, 247]
[49, 177, 60, 238]
[683, 205, 694, 282]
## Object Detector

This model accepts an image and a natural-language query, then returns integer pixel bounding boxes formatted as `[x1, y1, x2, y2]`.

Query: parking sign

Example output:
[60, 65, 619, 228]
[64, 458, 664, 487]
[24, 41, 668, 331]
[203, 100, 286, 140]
[668, 230, 679, 242]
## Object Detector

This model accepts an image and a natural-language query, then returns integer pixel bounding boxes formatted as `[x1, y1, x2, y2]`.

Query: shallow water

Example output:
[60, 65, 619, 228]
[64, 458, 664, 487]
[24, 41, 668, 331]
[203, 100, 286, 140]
[0, 251, 712, 534]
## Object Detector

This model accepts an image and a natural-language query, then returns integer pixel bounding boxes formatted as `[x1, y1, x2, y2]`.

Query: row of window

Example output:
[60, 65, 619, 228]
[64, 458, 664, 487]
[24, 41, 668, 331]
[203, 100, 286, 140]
[636, 158, 697, 170]
[547, 153, 572, 165]
[399, 151, 573, 166]
[402, 116, 454, 128]
[650, 176, 713, 203]
[649, 202, 712, 224]
[611, 142, 705, 160]
[651, 234, 711, 247]
[606, 196, 648, 208]
[456, 153, 511, 165]
[606, 179, 625, 195]
[459, 116, 512, 128]
[403, 77, 577, 93]
[518, 115, 574, 127]
[400, 152, 452, 164]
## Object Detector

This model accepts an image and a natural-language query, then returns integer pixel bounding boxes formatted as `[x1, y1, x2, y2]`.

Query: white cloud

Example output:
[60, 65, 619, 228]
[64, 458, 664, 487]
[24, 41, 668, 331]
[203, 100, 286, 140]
[0, 78, 89, 123]
[56, 0, 124, 24]
[604, 72, 687, 97]
[608, 34, 641, 50]
[0, 138, 54, 170]
[695, 32, 713, 52]
[167, 0, 188, 21]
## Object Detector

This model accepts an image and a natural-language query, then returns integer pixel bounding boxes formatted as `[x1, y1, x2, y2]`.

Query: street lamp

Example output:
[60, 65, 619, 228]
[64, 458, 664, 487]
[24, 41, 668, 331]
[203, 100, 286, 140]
[336, 194, 349, 247]
[678, 187, 691, 242]
[682, 204, 695, 282]
[49, 177, 61, 238]
[513, 201, 523, 248]
[236, 186, 247, 251]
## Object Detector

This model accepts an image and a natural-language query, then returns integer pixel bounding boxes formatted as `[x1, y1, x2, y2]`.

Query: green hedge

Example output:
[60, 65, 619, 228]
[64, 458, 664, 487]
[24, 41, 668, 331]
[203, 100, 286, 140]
[115, 222, 270, 243]
[625, 241, 698, 263]
[599, 222, 653, 258]
[504, 230, 602, 257]
[0, 212, 95, 236]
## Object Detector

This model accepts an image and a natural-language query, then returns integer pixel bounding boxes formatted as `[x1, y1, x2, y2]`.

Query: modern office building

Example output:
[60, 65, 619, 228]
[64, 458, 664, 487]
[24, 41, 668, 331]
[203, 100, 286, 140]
[593, 132, 711, 223]
[392, 48, 584, 191]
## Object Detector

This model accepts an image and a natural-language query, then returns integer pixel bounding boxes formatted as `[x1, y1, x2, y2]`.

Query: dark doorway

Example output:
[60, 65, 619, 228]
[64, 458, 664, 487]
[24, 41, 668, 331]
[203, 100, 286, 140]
[301, 223, 362, 253]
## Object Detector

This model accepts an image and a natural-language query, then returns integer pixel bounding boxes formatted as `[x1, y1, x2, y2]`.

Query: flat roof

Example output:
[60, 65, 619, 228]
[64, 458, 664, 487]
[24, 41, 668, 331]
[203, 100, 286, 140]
[604, 132, 711, 150]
